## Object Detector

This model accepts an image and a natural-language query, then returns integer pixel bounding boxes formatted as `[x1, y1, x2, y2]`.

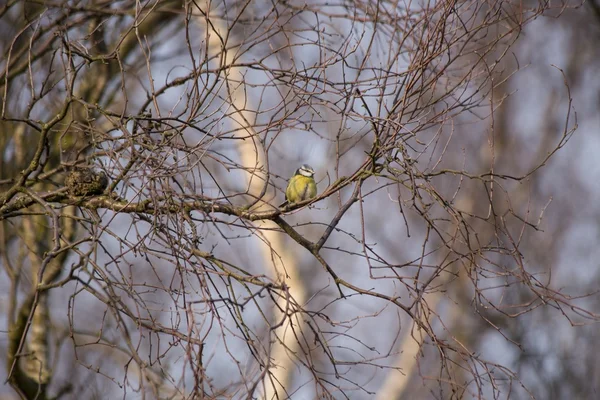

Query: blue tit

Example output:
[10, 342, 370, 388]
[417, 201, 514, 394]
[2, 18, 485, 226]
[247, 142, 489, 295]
[280, 164, 317, 207]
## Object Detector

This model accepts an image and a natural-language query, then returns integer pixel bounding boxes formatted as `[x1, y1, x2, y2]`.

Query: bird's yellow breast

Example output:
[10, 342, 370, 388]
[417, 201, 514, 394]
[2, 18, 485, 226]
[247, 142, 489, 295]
[286, 174, 317, 203]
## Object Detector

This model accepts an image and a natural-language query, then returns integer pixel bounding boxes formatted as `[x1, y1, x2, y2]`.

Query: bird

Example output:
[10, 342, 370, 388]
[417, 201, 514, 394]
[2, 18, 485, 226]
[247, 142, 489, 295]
[280, 164, 317, 208]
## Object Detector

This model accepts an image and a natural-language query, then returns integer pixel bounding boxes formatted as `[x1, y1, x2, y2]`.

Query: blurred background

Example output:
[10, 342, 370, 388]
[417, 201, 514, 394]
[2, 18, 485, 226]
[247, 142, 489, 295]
[1, 1, 599, 399]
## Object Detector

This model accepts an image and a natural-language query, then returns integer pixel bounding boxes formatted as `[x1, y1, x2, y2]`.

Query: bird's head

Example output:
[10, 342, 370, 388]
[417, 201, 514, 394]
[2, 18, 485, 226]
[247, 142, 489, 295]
[297, 164, 315, 177]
